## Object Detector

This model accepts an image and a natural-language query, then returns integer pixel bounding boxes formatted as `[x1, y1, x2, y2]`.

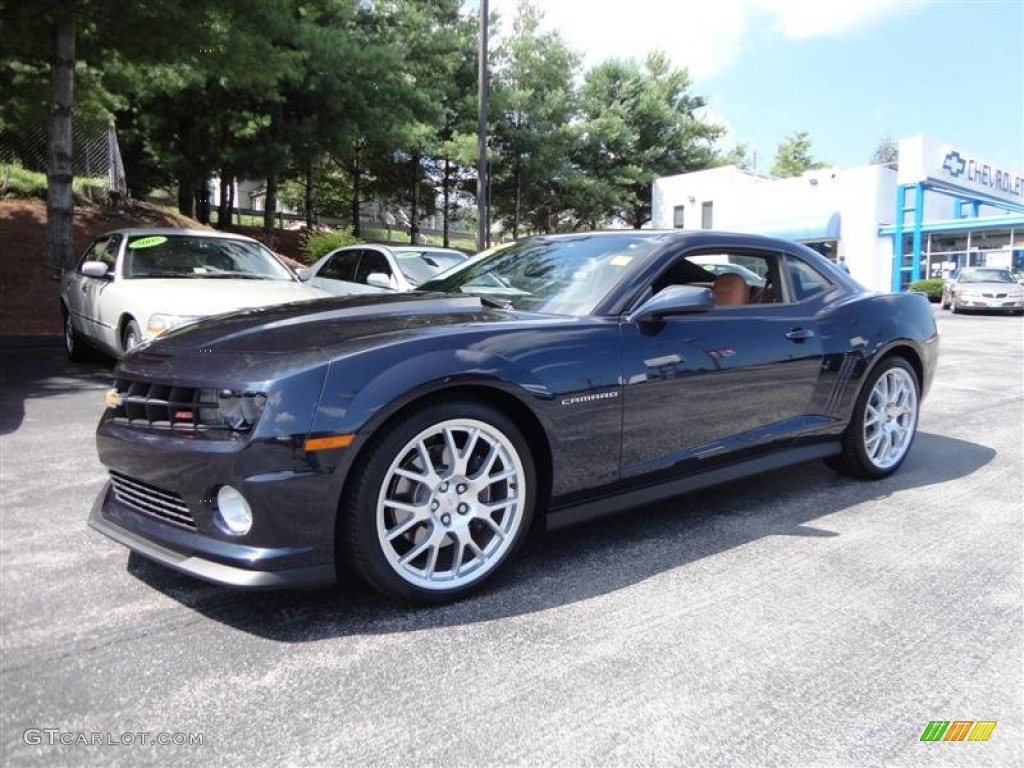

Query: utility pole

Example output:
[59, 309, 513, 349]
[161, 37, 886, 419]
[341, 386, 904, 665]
[476, 0, 489, 252]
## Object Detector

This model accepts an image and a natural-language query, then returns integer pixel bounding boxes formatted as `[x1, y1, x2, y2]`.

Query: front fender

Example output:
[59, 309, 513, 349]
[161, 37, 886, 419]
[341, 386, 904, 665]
[311, 346, 554, 440]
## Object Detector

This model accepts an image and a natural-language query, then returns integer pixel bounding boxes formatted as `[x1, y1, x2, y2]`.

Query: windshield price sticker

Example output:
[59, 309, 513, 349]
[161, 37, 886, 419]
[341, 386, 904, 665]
[128, 236, 169, 249]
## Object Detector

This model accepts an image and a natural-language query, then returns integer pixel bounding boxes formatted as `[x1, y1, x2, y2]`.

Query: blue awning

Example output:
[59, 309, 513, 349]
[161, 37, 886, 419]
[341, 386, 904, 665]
[755, 211, 841, 242]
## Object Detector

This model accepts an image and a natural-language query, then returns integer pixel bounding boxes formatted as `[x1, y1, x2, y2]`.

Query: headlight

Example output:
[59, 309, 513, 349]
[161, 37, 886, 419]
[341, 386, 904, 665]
[200, 390, 268, 430]
[147, 313, 201, 339]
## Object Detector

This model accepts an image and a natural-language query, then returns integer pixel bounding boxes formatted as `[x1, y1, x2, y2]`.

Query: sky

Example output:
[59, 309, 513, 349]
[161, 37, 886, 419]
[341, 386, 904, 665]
[487, 0, 1024, 174]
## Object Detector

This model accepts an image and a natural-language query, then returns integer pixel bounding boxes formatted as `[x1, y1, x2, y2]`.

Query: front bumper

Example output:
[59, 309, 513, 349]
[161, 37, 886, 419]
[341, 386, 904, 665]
[954, 295, 1024, 311]
[89, 490, 334, 588]
[91, 419, 353, 589]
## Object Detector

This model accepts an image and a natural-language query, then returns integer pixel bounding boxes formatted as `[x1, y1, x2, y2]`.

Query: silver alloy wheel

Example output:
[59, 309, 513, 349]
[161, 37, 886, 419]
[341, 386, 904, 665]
[376, 418, 527, 591]
[862, 366, 918, 470]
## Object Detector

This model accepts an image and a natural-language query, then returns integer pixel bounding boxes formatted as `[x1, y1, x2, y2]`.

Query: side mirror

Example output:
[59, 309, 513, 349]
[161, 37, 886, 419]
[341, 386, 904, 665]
[80, 261, 110, 278]
[366, 272, 396, 290]
[296, 267, 312, 282]
[627, 285, 713, 324]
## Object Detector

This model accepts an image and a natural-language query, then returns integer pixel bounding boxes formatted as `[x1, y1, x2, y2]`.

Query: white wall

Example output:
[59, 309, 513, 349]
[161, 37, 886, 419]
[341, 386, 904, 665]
[653, 164, 904, 292]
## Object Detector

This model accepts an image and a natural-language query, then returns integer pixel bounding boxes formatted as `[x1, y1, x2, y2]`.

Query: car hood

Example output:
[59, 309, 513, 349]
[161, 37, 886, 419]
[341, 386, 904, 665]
[121, 278, 326, 316]
[957, 281, 1022, 292]
[120, 291, 511, 370]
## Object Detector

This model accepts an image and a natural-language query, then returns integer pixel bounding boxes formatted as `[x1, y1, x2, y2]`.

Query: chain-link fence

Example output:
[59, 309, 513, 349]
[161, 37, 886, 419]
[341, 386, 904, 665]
[0, 120, 115, 178]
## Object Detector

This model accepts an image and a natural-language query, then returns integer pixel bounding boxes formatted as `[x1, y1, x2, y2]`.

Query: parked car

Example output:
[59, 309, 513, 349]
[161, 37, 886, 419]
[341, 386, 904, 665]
[61, 228, 326, 360]
[941, 267, 1024, 314]
[300, 244, 468, 296]
[89, 230, 938, 603]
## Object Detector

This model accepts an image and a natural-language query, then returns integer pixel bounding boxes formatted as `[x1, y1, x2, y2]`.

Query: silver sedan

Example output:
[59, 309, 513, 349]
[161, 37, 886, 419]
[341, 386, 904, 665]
[941, 267, 1024, 315]
[300, 244, 468, 296]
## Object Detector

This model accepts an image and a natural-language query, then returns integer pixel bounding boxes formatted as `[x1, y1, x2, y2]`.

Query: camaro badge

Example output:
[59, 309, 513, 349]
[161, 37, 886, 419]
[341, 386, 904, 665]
[560, 391, 619, 407]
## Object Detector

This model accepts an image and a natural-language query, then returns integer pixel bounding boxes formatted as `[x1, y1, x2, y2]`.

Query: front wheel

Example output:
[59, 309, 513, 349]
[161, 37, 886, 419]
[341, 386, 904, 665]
[827, 357, 920, 479]
[121, 319, 142, 354]
[63, 308, 91, 362]
[341, 401, 536, 603]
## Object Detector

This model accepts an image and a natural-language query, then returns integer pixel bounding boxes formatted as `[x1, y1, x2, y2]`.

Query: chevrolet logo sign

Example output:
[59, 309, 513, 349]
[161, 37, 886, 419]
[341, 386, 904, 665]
[942, 150, 966, 178]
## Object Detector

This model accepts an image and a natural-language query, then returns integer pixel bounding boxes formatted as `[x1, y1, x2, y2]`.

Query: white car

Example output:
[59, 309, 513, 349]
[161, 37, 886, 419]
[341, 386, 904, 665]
[941, 267, 1024, 315]
[60, 228, 326, 360]
[300, 244, 468, 296]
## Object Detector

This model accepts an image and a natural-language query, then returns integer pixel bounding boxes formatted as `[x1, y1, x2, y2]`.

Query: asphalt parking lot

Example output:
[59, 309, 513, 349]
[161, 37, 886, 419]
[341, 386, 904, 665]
[1, 310, 1021, 767]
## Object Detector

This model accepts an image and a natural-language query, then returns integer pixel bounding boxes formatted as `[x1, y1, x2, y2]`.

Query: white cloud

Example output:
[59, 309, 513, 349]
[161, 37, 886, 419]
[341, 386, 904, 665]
[488, 0, 925, 79]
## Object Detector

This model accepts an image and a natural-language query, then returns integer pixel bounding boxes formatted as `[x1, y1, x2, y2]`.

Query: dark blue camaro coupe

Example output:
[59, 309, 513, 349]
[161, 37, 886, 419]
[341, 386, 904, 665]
[90, 231, 938, 603]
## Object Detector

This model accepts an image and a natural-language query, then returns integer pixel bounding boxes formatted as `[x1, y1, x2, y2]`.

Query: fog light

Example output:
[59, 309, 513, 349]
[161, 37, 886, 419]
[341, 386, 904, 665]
[217, 485, 252, 535]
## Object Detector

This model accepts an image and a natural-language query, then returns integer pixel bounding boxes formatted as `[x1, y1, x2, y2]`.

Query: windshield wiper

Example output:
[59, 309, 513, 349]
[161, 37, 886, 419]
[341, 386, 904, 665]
[199, 272, 273, 280]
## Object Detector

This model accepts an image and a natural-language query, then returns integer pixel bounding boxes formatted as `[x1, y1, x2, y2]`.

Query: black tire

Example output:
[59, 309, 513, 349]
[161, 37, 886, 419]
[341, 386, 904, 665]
[121, 319, 142, 354]
[63, 307, 92, 362]
[341, 400, 536, 604]
[826, 356, 920, 480]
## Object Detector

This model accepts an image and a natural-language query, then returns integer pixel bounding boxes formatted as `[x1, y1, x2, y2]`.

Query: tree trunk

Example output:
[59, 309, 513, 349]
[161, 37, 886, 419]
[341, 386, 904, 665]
[46, 10, 75, 272]
[227, 179, 235, 225]
[409, 152, 421, 243]
[409, 154, 420, 245]
[263, 175, 277, 249]
[442, 156, 451, 248]
[196, 182, 210, 224]
[177, 180, 194, 218]
[217, 174, 230, 229]
[350, 166, 361, 238]
[305, 156, 314, 229]
[512, 153, 521, 240]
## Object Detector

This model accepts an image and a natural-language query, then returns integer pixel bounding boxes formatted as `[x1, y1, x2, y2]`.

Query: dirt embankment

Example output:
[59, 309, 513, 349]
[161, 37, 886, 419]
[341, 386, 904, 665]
[0, 199, 304, 336]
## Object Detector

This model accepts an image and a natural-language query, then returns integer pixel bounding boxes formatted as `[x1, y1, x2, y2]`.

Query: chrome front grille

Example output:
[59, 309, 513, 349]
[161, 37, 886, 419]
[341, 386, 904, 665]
[109, 471, 196, 529]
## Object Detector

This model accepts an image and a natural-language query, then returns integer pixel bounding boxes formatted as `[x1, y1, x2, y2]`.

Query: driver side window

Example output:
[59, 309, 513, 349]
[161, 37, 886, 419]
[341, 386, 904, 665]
[354, 250, 393, 285]
[653, 250, 782, 307]
[80, 236, 119, 271]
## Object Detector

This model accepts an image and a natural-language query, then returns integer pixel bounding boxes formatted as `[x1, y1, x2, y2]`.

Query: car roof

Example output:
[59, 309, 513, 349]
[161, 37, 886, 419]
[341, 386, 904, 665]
[517, 228, 819, 253]
[99, 228, 260, 242]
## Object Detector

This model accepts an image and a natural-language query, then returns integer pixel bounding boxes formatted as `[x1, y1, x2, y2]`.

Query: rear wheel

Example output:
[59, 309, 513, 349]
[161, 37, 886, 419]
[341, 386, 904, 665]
[341, 401, 536, 603]
[63, 307, 91, 362]
[827, 357, 920, 479]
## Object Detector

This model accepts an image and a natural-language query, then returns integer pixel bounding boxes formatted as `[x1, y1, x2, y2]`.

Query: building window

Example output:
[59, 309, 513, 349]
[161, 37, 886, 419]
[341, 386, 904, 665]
[701, 201, 713, 229]
[672, 206, 685, 229]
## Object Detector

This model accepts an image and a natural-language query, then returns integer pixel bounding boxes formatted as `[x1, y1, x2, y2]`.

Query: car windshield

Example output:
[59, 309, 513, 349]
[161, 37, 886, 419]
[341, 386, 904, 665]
[393, 249, 467, 286]
[123, 234, 295, 281]
[419, 235, 660, 315]
[959, 269, 1014, 284]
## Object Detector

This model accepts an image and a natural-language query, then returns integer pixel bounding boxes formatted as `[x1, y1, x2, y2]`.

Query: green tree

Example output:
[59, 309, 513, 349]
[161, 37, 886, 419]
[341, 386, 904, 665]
[489, 1, 580, 237]
[0, 0, 230, 268]
[717, 143, 755, 171]
[770, 131, 828, 177]
[574, 52, 722, 229]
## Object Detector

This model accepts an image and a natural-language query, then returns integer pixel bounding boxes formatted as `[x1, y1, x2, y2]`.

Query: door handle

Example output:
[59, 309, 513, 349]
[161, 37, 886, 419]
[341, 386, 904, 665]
[785, 327, 814, 341]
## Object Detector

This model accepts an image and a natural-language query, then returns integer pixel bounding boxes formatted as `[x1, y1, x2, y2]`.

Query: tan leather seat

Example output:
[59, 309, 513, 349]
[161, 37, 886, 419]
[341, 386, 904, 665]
[712, 272, 748, 306]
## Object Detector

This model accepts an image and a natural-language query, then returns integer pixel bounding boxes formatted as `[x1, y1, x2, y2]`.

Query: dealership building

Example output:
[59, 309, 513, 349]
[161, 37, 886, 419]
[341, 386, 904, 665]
[652, 135, 1024, 292]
